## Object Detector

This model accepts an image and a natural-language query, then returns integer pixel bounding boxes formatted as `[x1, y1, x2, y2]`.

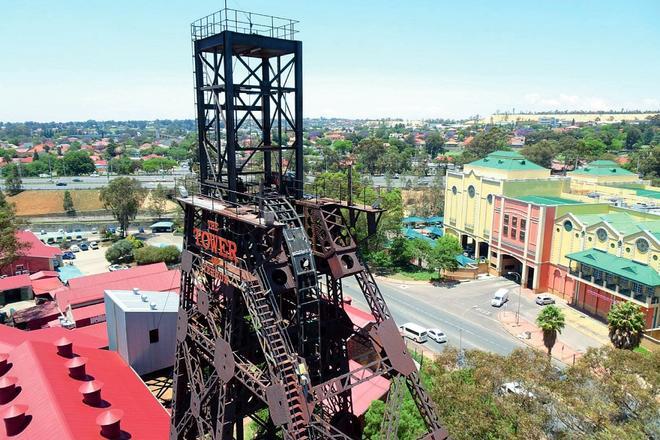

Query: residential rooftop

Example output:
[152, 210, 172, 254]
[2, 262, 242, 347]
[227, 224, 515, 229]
[467, 150, 546, 172]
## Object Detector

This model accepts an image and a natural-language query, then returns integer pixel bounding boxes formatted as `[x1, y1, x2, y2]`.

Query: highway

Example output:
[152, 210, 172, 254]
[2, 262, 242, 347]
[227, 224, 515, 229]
[0, 170, 192, 190]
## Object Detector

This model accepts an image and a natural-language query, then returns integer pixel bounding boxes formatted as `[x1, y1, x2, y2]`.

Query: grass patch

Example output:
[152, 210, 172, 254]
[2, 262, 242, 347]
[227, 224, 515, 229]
[633, 346, 651, 356]
[390, 269, 439, 282]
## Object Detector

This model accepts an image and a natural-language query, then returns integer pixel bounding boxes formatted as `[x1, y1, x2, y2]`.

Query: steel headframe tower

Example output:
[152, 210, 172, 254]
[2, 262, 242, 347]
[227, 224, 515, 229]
[170, 8, 450, 440]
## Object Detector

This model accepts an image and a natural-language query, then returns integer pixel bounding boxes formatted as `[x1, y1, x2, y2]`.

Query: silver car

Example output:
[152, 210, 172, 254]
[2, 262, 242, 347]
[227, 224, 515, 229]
[535, 294, 555, 305]
[427, 328, 448, 343]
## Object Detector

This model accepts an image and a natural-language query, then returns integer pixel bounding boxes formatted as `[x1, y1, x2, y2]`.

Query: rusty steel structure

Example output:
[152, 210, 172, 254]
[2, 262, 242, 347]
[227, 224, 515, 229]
[170, 8, 449, 440]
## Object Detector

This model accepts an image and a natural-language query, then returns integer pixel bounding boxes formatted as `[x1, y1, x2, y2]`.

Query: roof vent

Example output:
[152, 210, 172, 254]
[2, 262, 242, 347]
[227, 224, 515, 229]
[79, 380, 104, 407]
[54, 337, 73, 358]
[132, 287, 140, 295]
[65, 356, 88, 380]
[0, 353, 8, 376]
[96, 409, 124, 439]
[520, 160, 526, 165]
[2, 404, 29, 436]
[149, 302, 157, 310]
[141, 294, 149, 302]
[498, 159, 504, 164]
[0, 377, 18, 404]
[611, 168, 617, 172]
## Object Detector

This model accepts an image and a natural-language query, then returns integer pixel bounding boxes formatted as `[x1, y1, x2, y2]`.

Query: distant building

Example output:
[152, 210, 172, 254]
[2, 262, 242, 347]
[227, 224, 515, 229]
[105, 290, 179, 375]
[1, 231, 62, 277]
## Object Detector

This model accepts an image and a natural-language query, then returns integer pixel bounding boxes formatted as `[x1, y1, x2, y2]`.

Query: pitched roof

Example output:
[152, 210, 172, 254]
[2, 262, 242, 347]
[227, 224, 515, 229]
[348, 359, 390, 417]
[569, 161, 636, 177]
[0, 274, 31, 292]
[572, 212, 660, 237]
[29, 271, 60, 281]
[467, 150, 546, 171]
[67, 263, 167, 290]
[0, 324, 107, 353]
[0, 340, 170, 439]
[566, 248, 660, 286]
[31, 277, 64, 296]
[16, 231, 62, 259]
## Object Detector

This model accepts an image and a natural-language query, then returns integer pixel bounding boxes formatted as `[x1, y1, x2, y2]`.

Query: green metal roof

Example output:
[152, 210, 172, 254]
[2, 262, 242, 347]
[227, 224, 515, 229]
[569, 164, 635, 176]
[633, 188, 660, 200]
[587, 160, 620, 168]
[566, 248, 660, 286]
[516, 195, 583, 206]
[468, 150, 546, 171]
[572, 212, 660, 236]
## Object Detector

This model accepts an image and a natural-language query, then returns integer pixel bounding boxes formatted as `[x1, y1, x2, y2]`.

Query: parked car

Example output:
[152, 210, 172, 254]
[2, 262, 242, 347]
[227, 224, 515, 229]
[491, 288, 509, 307]
[62, 252, 76, 260]
[427, 328, 447, 343]
[69, 245, 81, 252]
[55, 182, 67, 186]
[89, 241, 99, 250]
[399, 322, 428, 343]
[91, 227, 98, 234]
[535, 294, 555, 306]
[79, 243, 89, 251]
[108, 264, 129, 272]
[72, 178, 82, 182]
[497, 382, 535, 399]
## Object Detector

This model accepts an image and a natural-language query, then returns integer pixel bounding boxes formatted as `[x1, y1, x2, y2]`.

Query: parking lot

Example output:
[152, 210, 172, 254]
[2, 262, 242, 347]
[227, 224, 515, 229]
[61, 231, 184, 277]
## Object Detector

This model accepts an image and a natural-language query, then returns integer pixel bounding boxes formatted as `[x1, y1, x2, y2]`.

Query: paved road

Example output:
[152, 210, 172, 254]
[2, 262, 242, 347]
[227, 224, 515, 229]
[1, 171, 192, 190]
[342, 276, 603, 357]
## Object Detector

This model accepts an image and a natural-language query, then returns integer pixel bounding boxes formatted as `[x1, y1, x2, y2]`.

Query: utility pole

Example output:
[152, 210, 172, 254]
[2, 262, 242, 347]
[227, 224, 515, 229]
[508, 271, 523, 325]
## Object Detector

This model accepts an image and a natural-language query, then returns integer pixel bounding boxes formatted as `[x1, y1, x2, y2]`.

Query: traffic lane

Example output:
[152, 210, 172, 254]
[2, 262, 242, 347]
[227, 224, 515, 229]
[2, 181, 176, 190]
[342, 278, 525, 355]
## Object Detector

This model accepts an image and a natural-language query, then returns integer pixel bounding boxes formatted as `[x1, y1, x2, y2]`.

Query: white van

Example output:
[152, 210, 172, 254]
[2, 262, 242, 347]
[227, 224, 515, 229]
[491, 288, 509, 307]
[399, 323, 428, 343]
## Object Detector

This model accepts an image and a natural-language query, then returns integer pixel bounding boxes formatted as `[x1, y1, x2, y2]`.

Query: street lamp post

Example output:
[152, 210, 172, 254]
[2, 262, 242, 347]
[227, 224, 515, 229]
[507, 271, 522, 325]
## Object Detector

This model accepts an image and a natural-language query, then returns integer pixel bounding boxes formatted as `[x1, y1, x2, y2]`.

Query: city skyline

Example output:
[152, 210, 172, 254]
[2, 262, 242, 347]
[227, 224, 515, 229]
[1, 0, 659, 122]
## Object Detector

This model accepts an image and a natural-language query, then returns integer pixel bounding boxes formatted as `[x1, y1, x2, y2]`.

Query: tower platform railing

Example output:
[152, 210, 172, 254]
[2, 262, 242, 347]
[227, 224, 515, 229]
[191, 7, 299, 41]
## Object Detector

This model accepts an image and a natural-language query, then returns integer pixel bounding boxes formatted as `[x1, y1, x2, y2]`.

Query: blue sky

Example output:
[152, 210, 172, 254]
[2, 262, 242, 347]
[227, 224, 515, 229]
[1, 0, 658, 121]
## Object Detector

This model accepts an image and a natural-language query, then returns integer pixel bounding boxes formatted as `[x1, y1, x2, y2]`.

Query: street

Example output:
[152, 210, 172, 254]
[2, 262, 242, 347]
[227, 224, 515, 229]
[342, 276, 604, 357]
[0, 171, 191, 190]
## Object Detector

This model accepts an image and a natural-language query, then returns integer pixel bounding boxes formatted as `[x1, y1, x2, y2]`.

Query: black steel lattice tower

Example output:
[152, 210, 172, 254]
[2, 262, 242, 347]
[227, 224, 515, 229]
[170, 8, 450, 440]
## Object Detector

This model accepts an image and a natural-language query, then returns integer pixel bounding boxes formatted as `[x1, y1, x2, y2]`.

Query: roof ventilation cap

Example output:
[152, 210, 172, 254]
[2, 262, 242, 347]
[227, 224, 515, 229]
[79, 380, 104, 407]
[65, 356, 88, 380]
[149, 302, 157, 310]
[96, 409, 124, 439]
[2, 404, 29, 436]
[133, 287, 140, 295]
[54, 337, 73, 358]
[141, 294, 149, 302]
[0, 376, 18, 404]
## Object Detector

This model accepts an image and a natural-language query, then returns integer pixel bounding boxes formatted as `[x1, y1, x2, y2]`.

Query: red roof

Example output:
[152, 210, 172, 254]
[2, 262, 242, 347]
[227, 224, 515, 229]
[31, 277, 64, 296]
[57, 266, 180, 309]
[67, 263, 167, 290]
[0, 340, 170, 439]
[0, 274, 31, 292]
[29, 271, 60, 281]
[0, 324, 107, 353]
[16, 231, 62, 259]
[343, 303, 375, 329]
[348, 360, 390, 416]
[70, 323, 108, 347]
[71, 303, 106, 324]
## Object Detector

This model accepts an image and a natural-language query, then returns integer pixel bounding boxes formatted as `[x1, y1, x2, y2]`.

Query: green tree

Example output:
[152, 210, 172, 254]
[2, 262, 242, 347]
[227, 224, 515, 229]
[535, 305, 566, 358]
[134, 245, 181, 265]
[148, 184, 169, 219]
[0, 201, 27, 271]
[3, 163, 22, 195]
[63, 190, 75, 216]
[465, 127, 508, 158]
[100, 177, 146, 238]
[520, 139, 558, 168]
[625, 126, 642, 149]
[425, 132, 445, 157]
[60, 150, 95, 175]
[607, 301, 646, 350]
[389, 236, 414, 268]
[105, 239, 135, 264]
[142, 157, 178, 173]
[332, 140, 353, 154]
[409, 238, 432, 267]
[109, 156, 141, 175]
[427, 235, 463, 272]
[356, 137, 387, 174]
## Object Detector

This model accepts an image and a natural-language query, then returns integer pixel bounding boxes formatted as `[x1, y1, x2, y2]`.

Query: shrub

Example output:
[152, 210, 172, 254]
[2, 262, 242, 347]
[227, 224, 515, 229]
[105, 239, 134, 264]
[134, 245, 181, 265]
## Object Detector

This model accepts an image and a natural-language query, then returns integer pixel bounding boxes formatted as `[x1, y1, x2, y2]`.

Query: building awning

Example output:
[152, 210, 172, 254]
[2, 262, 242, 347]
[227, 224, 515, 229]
[566, 248, 660, 287]
[402, 216, 426, 224]
[150, 221, 174, 229]
[426, 216, 444, 224]
[426, 226, 444, 237]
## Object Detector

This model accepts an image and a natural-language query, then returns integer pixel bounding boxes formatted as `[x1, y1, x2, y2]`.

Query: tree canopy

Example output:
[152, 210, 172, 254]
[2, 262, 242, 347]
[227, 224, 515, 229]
[99, 177, 146, 237]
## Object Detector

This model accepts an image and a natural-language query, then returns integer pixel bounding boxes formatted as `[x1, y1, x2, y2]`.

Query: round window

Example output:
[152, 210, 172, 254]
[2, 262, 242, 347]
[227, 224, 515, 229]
[563, 221, 573, 232]
[596, 228, 608, 242]
[653, 255, 658, 261]
[468, 185, 476, 198]
[451, 186, 457, 195]
[636, 238, 649, 253]
[610, 243, 615, 248]
[625, 247, 631, 253]
[588, 237, 592, 242]
[487, 194, 493, 204]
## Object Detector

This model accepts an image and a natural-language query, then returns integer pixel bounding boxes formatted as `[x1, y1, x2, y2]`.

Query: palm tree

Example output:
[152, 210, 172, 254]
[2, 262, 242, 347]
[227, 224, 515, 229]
[607, 301, 646, 350]
[536, 305, 566, 358]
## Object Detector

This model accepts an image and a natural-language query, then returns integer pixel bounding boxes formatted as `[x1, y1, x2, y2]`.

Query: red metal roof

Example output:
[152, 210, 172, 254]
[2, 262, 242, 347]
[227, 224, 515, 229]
[348, 360, 390, 417]
[67, 263, 167, 290]
[29, 271, 60, 281]
[343, 303, 376, 329]
[0, 340, 170, 439]
[69, 323, 108, 347]
[0, 275, 31, 292]
[31, 277, 64, 296]
[71, 303, 106, 323]
[15, 231, 62, 259]
[0, 324, 107, 353]
[56, 269, 180, 310]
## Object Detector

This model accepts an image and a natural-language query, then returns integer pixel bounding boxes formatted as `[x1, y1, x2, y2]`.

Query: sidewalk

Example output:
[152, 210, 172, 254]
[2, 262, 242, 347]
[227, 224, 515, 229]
[499, 311, 583, 365]
[518, 286, 610, 346]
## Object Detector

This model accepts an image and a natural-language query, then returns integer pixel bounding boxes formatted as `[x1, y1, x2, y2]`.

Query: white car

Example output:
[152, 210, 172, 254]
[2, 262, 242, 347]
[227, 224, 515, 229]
[69, 245, 80, 252]
[89, 241, 99, 250]
[427, 328, 447, 343]
[535, 294, 555, 306]
[108, 264, 129, 272]
[497, 382, 535, 398]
